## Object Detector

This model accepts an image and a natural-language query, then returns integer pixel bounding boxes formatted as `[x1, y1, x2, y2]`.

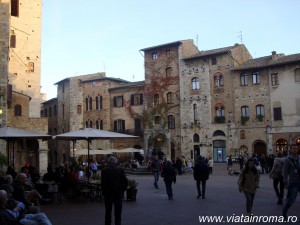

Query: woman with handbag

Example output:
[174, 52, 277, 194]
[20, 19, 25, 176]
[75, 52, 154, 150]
[269, 151, 285, 205]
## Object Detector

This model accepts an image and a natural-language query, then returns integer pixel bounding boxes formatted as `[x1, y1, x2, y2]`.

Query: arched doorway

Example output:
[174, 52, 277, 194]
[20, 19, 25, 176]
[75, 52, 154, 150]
[253, 141, 267, 156]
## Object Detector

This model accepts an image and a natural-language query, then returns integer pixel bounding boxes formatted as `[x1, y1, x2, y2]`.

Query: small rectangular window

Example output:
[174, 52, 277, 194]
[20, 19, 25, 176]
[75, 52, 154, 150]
[212, 56, 217, 65]
[152, 52, 158, 60]
[77, 105, 82, 114]
[240, 73, 248, 86]
[28, 62, 34, 72]
[252, 72, 260, 85]
[10, 34, 16, 48]
[11, 0, 19, 17]
[166, 50, 171, 58]
[273, 107, 282, 121]
[113, 96, 123, 107]
[271, 73, 279, 86]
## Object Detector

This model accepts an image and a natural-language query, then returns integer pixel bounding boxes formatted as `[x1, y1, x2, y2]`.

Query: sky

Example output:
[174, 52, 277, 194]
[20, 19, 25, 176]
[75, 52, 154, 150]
[41, 0, 300, 100]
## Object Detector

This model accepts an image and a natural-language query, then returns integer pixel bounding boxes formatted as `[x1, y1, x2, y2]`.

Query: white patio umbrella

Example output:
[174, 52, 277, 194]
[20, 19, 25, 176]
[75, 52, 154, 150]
[54, 128, 138, 178]
[75, 149, 115, 156]
[0, 126, 51, 168]
[112, 148, 141, 153]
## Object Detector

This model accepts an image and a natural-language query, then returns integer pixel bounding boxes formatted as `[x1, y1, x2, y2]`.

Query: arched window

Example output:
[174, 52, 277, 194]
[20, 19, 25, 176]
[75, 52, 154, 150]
[96, 120, 100, 129]
[166, 67, 172, 77]
[96, 96, 99, 110]
[216, 106, 225, 117]
[100, 120, 103, 130]
[168, 115, 175, 129]
[256, 104, 264, 116]
[214, 74, 224, 87]
[191, 77, 200, 90]
[241, 106, 250, 117]
[167, 92, 173, 104]
[193, 133, 200, 142]
[49, 107, 52, 117]
[86, 96, 92, 111]
[276, 139, 288, 152]
[219, 75, 224, 86]
[213, 130, 226, 137]
[14, 104, 21, 116]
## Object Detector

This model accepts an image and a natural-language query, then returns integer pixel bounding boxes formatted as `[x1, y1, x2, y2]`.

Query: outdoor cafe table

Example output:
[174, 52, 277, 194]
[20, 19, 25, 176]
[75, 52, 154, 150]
[78, 179, 102, 201]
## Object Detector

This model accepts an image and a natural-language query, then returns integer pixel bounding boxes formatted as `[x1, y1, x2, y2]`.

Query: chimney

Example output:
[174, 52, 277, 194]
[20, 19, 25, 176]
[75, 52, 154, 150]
[271, 51, 277, 60]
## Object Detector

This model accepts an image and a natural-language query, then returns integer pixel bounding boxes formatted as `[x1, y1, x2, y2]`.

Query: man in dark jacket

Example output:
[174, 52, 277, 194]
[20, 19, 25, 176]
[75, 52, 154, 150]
[282, 145, 300, 220]
[101, 156, 128, 225]
[193, 156, 209, 199]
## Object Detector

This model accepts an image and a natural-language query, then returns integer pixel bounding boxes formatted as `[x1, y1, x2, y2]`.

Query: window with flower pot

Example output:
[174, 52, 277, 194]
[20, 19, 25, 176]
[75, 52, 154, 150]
[256, 104, 264, 121]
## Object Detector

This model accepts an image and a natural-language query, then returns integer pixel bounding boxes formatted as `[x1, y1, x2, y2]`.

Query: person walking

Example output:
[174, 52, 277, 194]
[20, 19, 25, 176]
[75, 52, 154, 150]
[227, 155, 233, 175]
[150, 155, 162, 189]
[269, 151, 285, 205]
[101, 156, 128, 225]
[193, 156, 209, 199]
[238, 158, 260, 215]
[282, 144, 300, 220]
[161, 160, 176, 200]
[207, 157, 213, 174]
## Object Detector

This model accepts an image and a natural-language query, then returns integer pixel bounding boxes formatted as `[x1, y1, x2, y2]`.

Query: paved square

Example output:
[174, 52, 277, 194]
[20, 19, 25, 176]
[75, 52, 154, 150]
[42, 164, 299, 225]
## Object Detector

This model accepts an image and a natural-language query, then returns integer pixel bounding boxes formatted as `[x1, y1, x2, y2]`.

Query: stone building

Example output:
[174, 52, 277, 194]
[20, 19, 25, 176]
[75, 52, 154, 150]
[0, 0, 49, 173]
[108, 81, 144, 159]
[45, 40, 300, 166]
[43, 73, 144, 164]
[232, 51, 300, 156]
[0, 0, 10, 138]
[9, 0, 42, 117]
[181, 44, 252, 162]
[140, 40, 199, 160]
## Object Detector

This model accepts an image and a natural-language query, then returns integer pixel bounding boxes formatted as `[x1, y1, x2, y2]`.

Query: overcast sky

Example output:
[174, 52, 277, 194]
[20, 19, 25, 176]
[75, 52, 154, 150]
[41, 0, 300, 99]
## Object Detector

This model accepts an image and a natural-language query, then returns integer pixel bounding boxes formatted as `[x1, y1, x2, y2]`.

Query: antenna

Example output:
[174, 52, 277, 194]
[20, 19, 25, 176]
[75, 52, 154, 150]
[133, 74, 135, 82]
[196, 34, 199, 48]
[237, 31, 243, 44]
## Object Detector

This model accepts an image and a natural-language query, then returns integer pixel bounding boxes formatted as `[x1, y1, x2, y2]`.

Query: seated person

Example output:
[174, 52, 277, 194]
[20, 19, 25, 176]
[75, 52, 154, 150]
[12, 173, 49, 211]
[0, 187, 52, 225]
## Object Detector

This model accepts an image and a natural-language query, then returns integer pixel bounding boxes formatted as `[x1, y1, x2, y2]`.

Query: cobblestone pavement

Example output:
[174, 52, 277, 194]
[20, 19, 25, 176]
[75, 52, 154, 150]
[42, 163, 299, 225]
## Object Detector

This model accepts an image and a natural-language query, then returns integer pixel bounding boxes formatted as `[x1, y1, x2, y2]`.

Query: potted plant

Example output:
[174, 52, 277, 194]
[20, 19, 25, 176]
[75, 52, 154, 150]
[241, 116, 249, 125]
[126, 179, 138, 201]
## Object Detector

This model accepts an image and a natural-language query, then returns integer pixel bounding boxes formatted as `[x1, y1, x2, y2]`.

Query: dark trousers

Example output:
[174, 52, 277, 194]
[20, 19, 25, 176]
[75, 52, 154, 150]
[104, 193, 123, 225]
[273, 176, 284, 201]
[243, 192, 255, 214]
[196, 180, 206, 197]
[283, 183, 300, 216]
[164, 180, 173, 198]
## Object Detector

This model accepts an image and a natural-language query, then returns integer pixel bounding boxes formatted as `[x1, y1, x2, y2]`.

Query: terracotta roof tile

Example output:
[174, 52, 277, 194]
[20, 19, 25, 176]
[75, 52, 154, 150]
[232, 53, 300, 70]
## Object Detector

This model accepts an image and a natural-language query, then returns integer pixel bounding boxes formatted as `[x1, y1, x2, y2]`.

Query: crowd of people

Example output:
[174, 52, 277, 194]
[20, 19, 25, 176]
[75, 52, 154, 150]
[1, 144, 299, 224]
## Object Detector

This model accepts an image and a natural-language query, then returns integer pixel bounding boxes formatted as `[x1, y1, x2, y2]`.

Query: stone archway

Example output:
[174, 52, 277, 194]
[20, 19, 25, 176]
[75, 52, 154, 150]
[253, 141, 267, 156]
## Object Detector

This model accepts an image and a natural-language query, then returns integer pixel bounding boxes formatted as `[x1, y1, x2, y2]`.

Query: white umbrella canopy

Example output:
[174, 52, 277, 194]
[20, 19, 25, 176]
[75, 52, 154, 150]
[54, 128, 138, 178]
[112, 148, 141, 153]
[0, 126, 51, 169]
[76, 149, 115, 155]
[0, 126, 51, 140]
[53, 128, 138, 140]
